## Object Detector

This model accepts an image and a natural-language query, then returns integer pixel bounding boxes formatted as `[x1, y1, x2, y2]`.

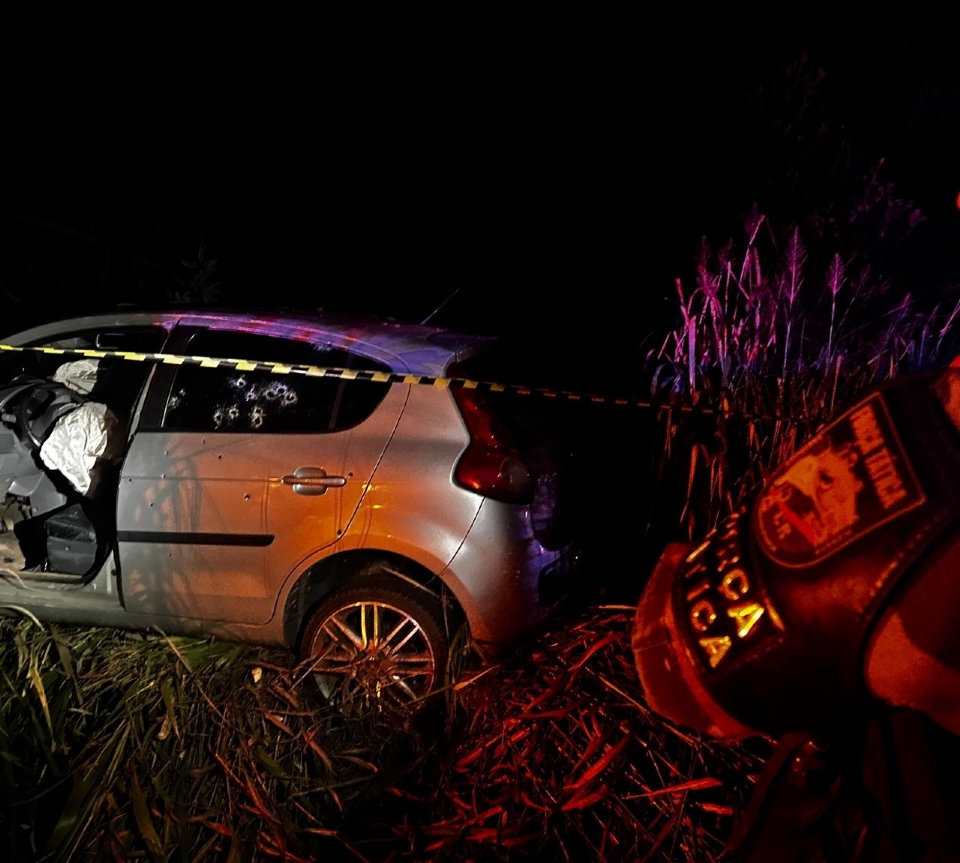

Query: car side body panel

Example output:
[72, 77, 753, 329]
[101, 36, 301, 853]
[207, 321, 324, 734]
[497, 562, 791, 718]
[0, 310, 579, 664]
[265, 383, 482, 625]
[116, 383, 409, 624]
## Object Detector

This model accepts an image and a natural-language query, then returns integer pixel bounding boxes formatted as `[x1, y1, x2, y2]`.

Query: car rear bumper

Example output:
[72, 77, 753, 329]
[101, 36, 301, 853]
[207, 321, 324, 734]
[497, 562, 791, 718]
[439, 498, 581, 651]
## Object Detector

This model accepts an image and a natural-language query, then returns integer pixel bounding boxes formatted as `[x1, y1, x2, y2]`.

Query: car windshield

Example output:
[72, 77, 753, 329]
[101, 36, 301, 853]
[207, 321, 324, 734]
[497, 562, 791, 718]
[0, 339, 74, 383]
[0, 329, 169, 385]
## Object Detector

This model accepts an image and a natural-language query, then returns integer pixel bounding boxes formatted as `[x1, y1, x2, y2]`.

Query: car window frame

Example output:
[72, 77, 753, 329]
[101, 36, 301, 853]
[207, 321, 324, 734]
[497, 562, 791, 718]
[0, 325, 169, 380]
[137, 325, 393, 435]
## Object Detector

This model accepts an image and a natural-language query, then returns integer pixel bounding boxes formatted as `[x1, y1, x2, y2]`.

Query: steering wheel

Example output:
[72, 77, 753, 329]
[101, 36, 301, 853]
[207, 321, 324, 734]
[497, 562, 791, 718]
[0, 379, 42, 421]
[16, 381, 87, 452]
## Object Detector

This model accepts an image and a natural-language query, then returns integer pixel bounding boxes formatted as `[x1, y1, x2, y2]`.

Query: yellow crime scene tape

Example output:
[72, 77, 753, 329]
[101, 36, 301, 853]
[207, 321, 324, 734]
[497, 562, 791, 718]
[0, 342, 758, 419]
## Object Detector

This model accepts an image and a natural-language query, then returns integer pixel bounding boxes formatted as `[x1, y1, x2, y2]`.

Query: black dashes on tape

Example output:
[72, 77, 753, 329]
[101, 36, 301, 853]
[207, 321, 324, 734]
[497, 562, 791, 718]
[0, 342, 645, 405]
[0, 342, 817, 421]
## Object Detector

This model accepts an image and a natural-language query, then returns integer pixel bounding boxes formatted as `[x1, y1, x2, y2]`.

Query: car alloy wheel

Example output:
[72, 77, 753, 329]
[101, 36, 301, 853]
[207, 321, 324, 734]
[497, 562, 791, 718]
[299, 574, 449, 716]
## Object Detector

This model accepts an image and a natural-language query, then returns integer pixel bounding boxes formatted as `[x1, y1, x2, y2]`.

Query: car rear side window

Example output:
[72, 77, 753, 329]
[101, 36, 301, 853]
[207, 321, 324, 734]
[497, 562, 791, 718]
[160, 330, 392, 433]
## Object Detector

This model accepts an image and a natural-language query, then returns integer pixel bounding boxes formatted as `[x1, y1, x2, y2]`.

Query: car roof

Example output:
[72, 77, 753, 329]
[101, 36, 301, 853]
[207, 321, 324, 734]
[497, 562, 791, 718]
[2, 309, 497, 376]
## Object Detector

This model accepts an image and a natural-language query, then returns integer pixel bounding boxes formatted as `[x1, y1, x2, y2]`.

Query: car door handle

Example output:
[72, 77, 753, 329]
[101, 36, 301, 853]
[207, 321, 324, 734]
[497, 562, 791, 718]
[281, 467, 347, 496]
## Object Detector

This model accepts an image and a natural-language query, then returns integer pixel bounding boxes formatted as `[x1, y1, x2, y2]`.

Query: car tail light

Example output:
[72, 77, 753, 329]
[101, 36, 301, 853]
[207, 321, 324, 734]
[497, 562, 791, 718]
[452, 387, 533, 504]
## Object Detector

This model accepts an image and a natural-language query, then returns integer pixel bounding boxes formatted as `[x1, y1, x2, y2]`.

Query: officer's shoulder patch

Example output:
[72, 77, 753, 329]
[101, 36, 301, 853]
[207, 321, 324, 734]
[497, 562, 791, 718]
[754, 393, 925, 568]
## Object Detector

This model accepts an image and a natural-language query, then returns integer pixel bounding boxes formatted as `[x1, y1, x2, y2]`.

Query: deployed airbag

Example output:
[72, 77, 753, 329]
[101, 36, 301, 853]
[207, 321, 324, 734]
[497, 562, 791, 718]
[52, 359, 101, 395]
[39, 402, 124, 496]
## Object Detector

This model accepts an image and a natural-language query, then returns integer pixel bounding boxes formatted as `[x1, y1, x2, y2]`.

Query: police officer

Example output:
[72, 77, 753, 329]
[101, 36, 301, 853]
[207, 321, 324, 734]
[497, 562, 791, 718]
[632, 363, 960, 862]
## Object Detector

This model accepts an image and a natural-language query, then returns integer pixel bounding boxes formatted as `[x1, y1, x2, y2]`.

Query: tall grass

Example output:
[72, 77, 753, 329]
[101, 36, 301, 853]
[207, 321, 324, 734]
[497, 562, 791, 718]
[395, 610, 768, 862]
[0, 609, 768, 863]
[0, 617, 434, 862]
[645, 210, 959, 540]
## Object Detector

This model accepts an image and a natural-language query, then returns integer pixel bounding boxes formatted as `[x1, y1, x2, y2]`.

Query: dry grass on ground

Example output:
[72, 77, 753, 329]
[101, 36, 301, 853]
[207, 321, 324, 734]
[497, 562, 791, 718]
[396, 607, 769, 863]
[0, 604, 768, 863]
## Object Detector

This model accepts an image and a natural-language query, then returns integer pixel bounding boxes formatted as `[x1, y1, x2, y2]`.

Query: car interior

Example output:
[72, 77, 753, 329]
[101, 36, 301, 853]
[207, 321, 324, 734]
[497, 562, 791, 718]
[0, 330, 164, 581]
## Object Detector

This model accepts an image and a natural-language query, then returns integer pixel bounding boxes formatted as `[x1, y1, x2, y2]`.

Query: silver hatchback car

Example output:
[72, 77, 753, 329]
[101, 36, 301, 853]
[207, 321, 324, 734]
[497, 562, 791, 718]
[0, 310, 579, 712]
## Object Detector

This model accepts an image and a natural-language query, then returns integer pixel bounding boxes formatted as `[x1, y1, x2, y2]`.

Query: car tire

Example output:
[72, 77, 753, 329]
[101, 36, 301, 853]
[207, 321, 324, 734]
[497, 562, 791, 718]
[299, 567, 450, 717]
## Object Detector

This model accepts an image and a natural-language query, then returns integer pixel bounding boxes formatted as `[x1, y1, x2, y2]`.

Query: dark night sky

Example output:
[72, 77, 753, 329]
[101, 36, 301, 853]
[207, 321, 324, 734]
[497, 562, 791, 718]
[3, 13, 959, 388]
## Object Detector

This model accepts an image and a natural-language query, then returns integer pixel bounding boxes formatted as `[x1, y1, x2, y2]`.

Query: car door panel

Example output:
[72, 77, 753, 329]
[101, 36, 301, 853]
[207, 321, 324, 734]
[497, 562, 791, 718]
[265, 389, 407, 587]
[114, 324, 405, 626]
[117, 432, 272, 623]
